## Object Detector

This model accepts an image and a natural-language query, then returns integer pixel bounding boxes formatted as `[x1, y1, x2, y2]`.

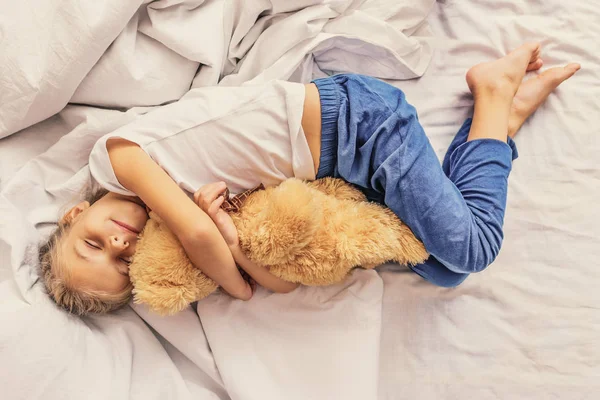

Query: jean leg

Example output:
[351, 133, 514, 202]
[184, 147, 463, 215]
[329, 76, 517, 278]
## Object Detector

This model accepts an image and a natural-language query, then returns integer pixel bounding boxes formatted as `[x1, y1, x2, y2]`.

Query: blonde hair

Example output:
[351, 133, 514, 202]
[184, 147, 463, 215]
[38, 187, 133, 316]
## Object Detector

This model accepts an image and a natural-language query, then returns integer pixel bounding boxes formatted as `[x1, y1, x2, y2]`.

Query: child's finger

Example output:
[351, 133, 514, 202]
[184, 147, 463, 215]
[194, 181, 225, 199]
[208, 195, 226, 217]
[193, 189, 202, 205]
[195, 182, 227, 210]
[205, 182, 227, 203]
[193, 186, 211, 205]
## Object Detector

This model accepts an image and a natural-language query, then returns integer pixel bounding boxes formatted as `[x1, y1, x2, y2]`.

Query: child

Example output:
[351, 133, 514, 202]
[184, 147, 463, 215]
[39, 43, 579, 315]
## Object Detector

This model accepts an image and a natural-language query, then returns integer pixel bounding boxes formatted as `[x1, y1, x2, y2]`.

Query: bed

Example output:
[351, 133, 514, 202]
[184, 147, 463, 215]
[1, 1, 598, 399]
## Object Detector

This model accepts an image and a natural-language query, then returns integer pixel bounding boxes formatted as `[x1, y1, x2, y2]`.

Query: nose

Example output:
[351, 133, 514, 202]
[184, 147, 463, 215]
[109, 235, 129, 251]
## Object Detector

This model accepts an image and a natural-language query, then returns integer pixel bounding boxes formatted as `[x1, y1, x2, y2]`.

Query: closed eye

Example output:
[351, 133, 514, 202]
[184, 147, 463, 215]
[85, 240, 101, 250]
[120, 257, 132, 266]
[119, 257, 132, 276]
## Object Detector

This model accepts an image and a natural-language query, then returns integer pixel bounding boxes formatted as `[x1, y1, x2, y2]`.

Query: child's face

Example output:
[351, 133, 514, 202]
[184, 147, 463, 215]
[60, 193, 149, 294]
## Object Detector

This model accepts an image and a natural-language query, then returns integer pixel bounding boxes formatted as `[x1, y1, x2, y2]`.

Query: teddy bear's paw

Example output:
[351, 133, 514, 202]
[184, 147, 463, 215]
[329, 202, 429, 269]
[394, 222, 429, 265]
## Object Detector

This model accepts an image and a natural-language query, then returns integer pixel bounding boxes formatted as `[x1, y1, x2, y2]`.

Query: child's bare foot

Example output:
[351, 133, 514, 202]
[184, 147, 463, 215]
[466, 42, 542, 100]
[508, 63, 580, 137]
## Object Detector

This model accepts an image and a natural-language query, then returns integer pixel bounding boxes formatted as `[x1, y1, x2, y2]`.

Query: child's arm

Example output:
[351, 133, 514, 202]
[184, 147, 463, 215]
[230, 245, 299, 294]
[106, 138, 252, 300]
[194, 182, 299, 294]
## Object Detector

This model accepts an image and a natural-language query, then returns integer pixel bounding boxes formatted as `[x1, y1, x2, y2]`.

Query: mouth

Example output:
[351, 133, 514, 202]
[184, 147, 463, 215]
[112, 220, 140, 234]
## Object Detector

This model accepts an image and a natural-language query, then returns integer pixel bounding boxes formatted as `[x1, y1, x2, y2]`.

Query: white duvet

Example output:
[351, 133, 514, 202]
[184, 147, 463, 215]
[1, 0, 599, 399]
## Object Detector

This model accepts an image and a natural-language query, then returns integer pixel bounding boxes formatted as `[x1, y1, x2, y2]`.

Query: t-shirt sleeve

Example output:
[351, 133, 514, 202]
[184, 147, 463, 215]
[89, 133, 139, 196]
[88, 87, 213, 196]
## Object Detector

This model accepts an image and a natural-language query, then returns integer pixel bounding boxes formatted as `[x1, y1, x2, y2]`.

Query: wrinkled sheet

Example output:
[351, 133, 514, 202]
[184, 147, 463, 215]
[1, 0, 599, 399]
[0, 1, 436, 399]
[0, 0, 432, 138]
[376, 1, 600, 398]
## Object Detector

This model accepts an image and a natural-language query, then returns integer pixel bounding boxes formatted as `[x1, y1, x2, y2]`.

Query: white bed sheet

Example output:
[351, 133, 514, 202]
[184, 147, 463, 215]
[1, 0, 599, 399]
[377, 0, 600, 398]
[0, 1, 434, 399]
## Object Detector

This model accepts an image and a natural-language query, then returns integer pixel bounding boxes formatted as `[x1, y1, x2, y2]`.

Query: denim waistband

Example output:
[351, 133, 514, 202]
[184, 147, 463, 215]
[311, 77, 340, 178]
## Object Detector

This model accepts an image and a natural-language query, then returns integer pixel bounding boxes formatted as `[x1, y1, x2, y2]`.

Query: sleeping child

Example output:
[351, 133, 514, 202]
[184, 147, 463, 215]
[39, 43, 579, 315]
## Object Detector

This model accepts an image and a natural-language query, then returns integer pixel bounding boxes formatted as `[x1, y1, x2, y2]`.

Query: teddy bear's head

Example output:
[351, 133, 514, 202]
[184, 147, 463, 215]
[129, 212, 218, 315]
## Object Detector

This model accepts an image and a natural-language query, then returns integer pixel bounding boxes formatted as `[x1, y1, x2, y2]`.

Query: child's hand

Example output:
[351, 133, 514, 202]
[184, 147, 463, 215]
[194, 182, 239, 247]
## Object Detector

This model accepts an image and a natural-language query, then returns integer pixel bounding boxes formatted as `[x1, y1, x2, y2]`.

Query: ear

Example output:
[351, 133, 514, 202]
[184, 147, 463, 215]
[60, 201, 90, 225]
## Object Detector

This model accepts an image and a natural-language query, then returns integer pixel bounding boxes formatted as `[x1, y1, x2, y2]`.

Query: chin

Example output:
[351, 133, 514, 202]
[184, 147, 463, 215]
[128, 199, 148, 214]
[132, 206, 149, 222]
[138, 207, 150, 224]
[116, 194, 144, 207]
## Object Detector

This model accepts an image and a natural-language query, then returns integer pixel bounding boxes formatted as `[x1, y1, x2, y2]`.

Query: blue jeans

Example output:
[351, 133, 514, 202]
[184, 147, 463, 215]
[313, 74, 518, 287]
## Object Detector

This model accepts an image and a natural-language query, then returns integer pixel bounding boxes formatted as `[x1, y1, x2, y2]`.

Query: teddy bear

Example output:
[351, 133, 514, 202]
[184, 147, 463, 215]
[129, 177, 428, 315]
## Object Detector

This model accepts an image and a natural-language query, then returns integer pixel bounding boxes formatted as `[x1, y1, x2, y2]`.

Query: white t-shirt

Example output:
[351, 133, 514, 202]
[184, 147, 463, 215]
[89, 80, 315, 196]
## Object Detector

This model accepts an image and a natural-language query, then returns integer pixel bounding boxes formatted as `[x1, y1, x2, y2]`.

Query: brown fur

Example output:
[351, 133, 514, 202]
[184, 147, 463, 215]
[129, 215, 218, 315]
[129, 178, 428, 315]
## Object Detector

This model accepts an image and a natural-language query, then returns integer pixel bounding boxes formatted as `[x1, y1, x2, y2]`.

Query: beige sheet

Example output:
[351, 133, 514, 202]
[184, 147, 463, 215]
[1, 0, 598, 399]
[378, 1, 600, 398]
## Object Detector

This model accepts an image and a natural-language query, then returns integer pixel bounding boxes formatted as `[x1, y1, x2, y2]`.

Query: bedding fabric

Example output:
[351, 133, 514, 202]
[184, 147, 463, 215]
[1, 0, 599, 399]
